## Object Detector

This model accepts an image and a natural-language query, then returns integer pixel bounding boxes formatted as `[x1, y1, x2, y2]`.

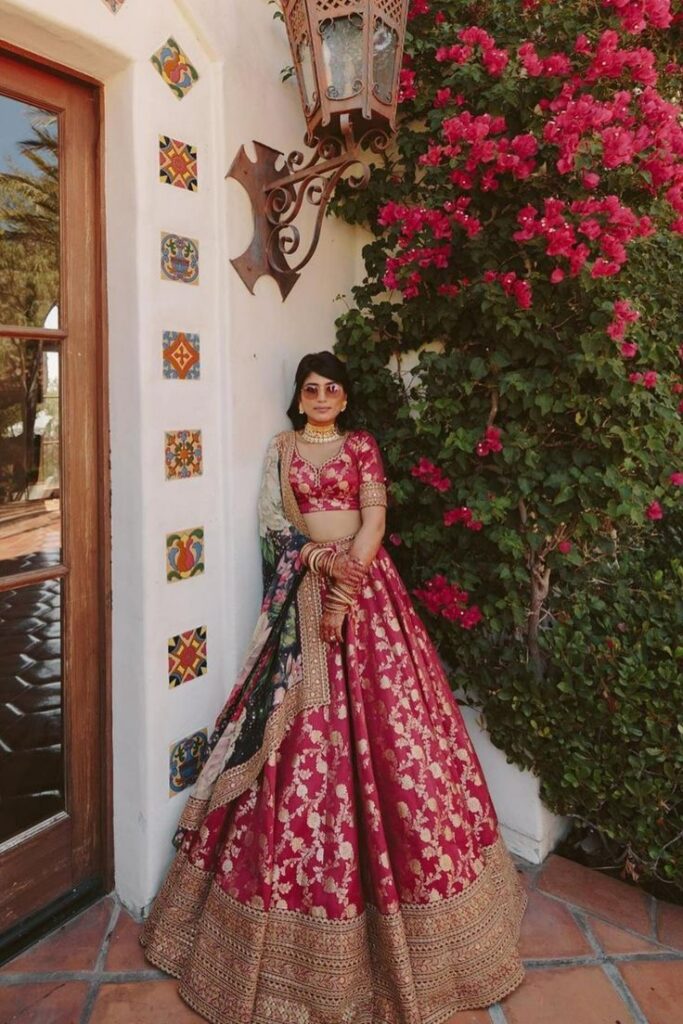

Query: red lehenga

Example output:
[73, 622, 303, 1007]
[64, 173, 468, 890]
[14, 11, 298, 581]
[141, 429, 527, 1024]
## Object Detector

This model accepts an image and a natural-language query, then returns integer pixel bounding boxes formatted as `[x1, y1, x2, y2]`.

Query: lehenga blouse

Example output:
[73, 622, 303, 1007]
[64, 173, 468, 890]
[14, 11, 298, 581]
[289, 429, 388, 513]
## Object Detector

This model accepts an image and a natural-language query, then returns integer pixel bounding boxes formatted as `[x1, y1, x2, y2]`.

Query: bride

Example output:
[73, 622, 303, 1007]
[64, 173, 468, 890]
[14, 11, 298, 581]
[141, 350, 527, 1024]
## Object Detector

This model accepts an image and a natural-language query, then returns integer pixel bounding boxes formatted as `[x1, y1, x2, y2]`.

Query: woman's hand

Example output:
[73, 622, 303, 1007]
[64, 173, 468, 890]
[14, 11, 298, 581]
[321, 607, 346, 644]
[330, 553, 366, 590]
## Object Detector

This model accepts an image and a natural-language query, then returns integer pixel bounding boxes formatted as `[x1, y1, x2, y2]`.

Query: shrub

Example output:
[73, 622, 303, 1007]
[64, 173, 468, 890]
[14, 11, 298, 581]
[332, 0, 683, 889]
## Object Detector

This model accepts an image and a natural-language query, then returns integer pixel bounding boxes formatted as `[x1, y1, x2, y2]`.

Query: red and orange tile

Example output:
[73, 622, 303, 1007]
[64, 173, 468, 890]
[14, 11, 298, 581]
[168, 626, 208, 689]
[164, 430, 203, 480]
[165, 527, 204, 583]
[151, 38, 199, 100]
[159, 136, 198, 191]
[163, 331, 200, 380]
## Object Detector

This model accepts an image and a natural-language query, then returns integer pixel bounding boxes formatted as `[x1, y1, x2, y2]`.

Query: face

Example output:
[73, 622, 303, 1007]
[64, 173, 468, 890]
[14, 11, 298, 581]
[300, 372, 347, 427]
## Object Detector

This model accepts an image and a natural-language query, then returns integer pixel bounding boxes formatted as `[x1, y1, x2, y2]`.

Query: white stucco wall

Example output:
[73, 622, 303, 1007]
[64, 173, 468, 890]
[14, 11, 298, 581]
[1, 0, 569, 919]
[0, 0, 363, 913]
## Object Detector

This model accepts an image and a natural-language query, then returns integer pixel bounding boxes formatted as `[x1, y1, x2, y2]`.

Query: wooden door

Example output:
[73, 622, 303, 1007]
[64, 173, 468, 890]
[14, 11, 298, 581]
[0, 48, 110, 948]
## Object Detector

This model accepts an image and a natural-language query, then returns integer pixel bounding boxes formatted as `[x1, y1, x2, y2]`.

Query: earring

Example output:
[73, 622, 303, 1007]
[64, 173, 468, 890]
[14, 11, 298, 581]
[342, 402, 348, 411]
[299, 404, 304, 415]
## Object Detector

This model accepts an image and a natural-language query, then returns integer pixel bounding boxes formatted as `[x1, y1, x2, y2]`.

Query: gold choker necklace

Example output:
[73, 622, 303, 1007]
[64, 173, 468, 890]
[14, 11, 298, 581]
[301, 423, 342, 444]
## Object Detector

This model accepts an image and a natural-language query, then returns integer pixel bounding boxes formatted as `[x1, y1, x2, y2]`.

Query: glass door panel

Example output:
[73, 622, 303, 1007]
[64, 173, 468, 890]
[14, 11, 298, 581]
[0, 338, 61, 576]
[0, 48, 106, 947]
[0, 95, 60, 330]
[0, 577, 64, 843]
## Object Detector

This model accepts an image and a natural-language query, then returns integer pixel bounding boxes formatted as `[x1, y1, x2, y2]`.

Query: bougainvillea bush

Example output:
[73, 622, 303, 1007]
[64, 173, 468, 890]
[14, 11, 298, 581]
[331, 0, 683, 889]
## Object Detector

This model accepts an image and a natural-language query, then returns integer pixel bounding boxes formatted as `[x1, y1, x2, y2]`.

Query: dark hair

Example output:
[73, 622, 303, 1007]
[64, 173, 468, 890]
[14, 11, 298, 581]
[286, 351, 352, 430]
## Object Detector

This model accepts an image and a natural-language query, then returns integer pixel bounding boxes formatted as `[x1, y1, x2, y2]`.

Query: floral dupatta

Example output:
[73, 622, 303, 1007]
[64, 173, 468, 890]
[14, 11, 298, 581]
[173, 431, 329, 844]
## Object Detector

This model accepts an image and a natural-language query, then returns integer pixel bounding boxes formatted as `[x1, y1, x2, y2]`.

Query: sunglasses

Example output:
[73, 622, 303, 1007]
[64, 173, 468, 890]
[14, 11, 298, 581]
[301, 382, 344, 398]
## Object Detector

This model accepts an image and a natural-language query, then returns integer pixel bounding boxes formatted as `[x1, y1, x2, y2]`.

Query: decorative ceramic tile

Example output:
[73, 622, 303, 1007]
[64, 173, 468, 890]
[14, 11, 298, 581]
[168, 625, 208, 688]
[161, 232, 199, 285]
[169, 728, 209, 795]
[166, 526, 205, 583]
[100, 0, 126, 11]
[159, 135, 198, 191]
[163, 331, 200, 380]
[151, 38, 199, 100]
[165, 429, 203, 480]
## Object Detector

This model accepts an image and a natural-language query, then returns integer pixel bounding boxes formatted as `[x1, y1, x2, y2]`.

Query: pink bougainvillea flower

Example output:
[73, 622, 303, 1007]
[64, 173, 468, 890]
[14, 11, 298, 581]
[413, 575, 482, 629]
[399, 68, 417, 103]
[609, 299, 641, 350]
[476, 425, 504, 457]
[443, 506, 483, 530]
[582, 171, 601, 189]
[433, 87, 452, 108]
[646, 500, 664, 520]
[389, 532, 403, 546]
[408, 0, 430, 19]
[558, 540, 573, 554]
[411, 457, 452, 492]
[669, 472, 683, 486]
[602, 0, 673, 34]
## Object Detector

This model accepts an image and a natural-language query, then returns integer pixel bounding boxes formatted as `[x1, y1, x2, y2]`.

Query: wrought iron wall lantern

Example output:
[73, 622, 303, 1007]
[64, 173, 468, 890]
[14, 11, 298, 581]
[228, 0, 409, 300]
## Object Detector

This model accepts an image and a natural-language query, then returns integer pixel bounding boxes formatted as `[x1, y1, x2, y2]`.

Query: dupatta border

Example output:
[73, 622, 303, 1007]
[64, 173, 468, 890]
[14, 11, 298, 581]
[176, 432, 330, 832]
[278, 429, 330, 725]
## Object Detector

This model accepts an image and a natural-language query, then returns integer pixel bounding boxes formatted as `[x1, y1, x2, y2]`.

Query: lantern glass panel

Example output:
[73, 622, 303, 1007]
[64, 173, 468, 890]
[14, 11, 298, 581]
[373, 20, 398, 105]
[320, 15, 364, 101]
[297, 34, 318, 112]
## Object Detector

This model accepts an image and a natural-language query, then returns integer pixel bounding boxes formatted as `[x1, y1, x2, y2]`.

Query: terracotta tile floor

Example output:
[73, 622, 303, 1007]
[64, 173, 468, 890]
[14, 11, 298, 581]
[1, 854, 682, 1023]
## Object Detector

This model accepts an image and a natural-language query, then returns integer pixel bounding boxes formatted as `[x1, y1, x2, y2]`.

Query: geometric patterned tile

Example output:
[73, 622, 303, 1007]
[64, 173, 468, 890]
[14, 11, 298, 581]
[169, 728, 209, 796]
[165, 526, 205, 583]
[160, 232, 199, 285]
[151, 37, 199, 100]
[100, 0, 126, 11]
[168, 626, 208, 688]
[164, 429, 203, 480]
[159, 136, 198, 191]
[163, 331, 200, 380]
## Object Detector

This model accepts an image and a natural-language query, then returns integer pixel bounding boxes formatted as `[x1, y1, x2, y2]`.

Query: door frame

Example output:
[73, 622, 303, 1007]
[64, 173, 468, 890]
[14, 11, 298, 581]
[0, 40, 112, 956]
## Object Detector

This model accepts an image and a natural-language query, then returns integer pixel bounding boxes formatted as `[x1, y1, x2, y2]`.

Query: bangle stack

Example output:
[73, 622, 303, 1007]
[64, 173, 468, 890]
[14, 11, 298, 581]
[301, 543, 367, 615]
[301, 542, 339, 578]
[325, 579, 361, 614]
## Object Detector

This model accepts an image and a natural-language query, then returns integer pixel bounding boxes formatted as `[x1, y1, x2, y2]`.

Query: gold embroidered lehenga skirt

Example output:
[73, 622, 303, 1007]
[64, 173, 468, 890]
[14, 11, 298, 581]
[140, 538, 528, 1024]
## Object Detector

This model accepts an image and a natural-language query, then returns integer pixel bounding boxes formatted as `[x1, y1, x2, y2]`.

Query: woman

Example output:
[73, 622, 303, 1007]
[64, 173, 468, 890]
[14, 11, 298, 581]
[141, 351, 527, 1024]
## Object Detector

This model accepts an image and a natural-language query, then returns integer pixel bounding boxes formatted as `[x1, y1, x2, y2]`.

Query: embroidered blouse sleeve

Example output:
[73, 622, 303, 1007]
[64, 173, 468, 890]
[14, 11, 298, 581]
[353, 432, 388, 509]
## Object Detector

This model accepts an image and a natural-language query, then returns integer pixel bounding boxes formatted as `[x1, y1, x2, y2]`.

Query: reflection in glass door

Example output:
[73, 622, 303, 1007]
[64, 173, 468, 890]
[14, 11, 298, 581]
[0, 97, 63, 846]
[0, 49, 108, 949]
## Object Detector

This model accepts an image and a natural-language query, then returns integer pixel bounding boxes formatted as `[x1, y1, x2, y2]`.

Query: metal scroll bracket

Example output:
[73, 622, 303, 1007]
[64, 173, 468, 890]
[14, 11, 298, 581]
[226, 116, 388, 302]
